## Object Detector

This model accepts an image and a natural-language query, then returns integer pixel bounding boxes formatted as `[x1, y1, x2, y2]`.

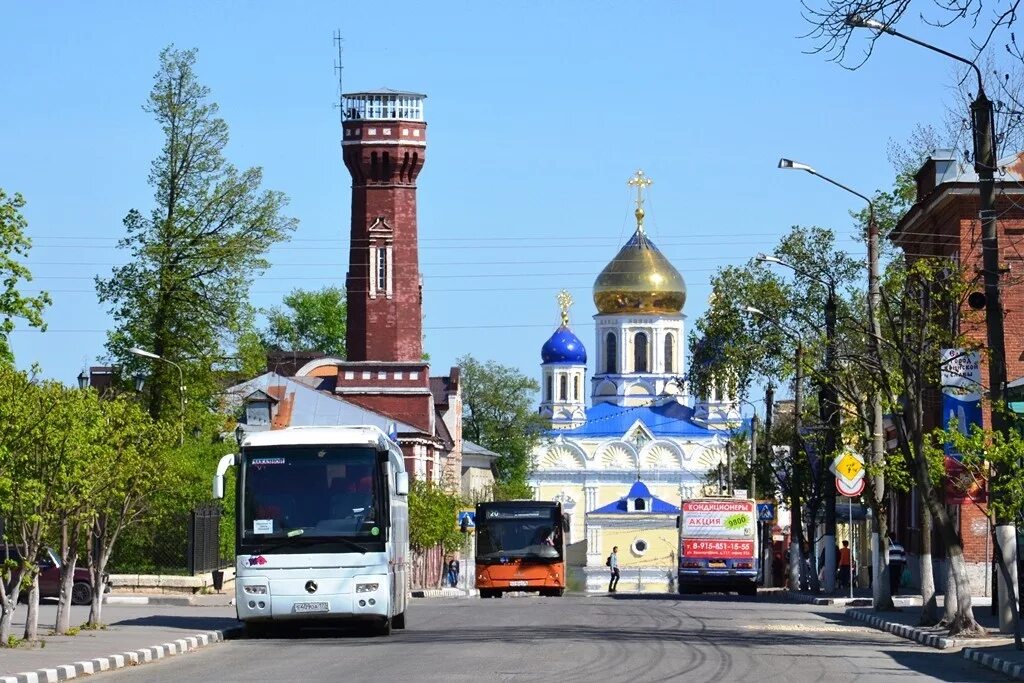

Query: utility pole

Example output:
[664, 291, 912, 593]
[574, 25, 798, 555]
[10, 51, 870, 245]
[764, 383, 775, 588]
[790, 343, 806, 592]
[750, 413, 759, 501]
[822, 283, 839, 594]
[973, 87, 1017, 633]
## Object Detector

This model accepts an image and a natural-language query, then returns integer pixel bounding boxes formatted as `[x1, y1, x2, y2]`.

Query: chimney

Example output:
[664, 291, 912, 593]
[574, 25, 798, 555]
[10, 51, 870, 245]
[914, 149, 958, 202]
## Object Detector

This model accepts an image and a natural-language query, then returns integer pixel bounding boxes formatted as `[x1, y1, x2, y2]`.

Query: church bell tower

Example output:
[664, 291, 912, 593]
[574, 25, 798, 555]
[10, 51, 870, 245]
[341, 89, 427, 361]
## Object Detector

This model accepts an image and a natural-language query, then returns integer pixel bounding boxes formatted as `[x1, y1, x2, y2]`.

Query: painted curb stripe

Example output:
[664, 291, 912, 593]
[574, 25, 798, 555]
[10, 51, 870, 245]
[844, 608, 953, 650]
[4, 627, 243, 683]
[963, 648, 1024, 681]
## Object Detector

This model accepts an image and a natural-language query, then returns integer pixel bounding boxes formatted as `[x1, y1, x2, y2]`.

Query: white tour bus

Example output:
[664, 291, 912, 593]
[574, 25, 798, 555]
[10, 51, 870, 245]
[213, 425, 410, 636]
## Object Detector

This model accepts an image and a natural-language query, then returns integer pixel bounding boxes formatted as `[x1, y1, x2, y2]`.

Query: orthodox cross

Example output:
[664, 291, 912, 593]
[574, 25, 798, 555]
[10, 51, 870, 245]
[627, 169, 653, 232]
[557, 289, 574, 326]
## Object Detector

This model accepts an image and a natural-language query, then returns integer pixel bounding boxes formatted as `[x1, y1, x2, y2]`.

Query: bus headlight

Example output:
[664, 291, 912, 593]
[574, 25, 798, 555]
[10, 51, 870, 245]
[243, 584, 268, 594]
[356, 583, 379, 593]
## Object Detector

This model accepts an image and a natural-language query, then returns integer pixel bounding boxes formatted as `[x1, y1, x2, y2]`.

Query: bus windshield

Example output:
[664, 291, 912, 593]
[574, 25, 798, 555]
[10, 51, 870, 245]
[476, 508, 561, 561]
[241, 445, 383, 544]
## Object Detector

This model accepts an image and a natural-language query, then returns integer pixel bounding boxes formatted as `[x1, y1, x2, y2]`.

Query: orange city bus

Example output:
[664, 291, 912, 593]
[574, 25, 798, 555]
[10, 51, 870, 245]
[475, 501, 567, 598]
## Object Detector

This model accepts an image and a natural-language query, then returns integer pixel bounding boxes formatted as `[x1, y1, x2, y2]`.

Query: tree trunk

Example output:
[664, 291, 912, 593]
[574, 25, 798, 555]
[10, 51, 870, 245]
[919, 496, 939, 625]
[874, 506, 894, 610]
[920, 491, 984, 636]
[0, 571, 26, 646]
[22, 574, 39, 641]
[55, 520, 81, 635]
[944, 556, 959, 625]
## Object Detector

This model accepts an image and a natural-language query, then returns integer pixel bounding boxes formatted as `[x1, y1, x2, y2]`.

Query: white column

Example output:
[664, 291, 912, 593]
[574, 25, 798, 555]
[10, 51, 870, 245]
[385, 245, 394, 298]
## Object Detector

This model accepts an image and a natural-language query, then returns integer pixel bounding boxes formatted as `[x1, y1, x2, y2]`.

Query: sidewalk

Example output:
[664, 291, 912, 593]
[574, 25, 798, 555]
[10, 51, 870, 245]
[2, 601, 240, 682]
[844, 601, 1024, 679]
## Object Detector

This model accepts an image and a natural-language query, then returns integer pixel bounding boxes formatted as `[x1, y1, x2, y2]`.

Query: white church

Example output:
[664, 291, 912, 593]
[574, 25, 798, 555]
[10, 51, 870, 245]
[528, 171, 742, 592]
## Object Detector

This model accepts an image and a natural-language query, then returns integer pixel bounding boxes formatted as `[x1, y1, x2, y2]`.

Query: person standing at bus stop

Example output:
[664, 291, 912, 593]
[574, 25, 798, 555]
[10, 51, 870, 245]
[608, 546, 620, 593]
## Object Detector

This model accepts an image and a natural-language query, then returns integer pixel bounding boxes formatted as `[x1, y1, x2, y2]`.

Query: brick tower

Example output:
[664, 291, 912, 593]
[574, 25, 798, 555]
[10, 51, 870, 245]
[341, 89, 427, 361]
[334, 89, 435, 438]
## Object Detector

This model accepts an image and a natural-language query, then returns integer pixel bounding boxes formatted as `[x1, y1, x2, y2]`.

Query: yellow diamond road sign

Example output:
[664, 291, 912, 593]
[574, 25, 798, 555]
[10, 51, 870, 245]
[834, 453, 864, 483]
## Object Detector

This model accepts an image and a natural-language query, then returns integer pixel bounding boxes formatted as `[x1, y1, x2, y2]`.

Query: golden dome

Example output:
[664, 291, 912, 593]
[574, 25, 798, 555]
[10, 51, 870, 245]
[593, 225, 686, 315]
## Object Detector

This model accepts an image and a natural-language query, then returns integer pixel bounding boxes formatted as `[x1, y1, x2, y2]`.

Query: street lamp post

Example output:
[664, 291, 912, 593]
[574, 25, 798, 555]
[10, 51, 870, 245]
[777, 158, 887, 603]
[758, 253, 841, 593]
[846, 12, 1015, 635]
[129, 346, 185, 446]
[744, 306, 812, 591]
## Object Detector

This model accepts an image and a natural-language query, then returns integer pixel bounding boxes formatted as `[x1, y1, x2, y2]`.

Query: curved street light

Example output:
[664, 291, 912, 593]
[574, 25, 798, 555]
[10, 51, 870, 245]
[129, 347, 185, 446]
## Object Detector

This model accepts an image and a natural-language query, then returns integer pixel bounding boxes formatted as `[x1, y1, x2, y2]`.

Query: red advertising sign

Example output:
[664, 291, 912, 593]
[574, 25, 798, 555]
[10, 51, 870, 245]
[682, 501, 754, 513]
[944, 456, 987, 505]
[683, 539, 755, 559]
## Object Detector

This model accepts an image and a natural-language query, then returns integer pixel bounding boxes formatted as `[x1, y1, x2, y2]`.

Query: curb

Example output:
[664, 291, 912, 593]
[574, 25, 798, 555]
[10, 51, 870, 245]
[844, 608, 954, 649]
[0, 625, 243, 683]
[410, 589, 477, 598]
[963, 647, 1024, 680]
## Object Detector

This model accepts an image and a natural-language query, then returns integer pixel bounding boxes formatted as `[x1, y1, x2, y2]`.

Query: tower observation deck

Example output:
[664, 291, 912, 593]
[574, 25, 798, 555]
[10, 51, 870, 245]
[342, 89, 426, 121]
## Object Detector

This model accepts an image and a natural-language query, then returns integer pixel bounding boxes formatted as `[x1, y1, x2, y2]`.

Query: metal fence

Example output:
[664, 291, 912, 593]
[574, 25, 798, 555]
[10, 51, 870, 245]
[107, 502, 232, 576]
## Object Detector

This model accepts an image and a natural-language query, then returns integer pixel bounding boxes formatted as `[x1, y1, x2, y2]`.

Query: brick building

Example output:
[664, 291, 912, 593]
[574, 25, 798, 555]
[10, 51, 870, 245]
[890, 148, 1024, 591]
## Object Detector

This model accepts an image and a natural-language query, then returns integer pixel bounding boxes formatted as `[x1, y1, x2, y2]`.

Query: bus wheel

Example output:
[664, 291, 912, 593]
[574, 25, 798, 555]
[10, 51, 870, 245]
[393, 611, 406, 629]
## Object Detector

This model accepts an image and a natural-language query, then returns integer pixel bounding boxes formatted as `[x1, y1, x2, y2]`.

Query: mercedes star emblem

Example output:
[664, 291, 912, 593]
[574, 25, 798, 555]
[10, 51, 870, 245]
[305, 580, 318, 594]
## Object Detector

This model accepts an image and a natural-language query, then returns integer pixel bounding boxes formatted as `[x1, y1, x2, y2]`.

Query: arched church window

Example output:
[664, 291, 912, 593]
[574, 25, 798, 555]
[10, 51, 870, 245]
[546, 375, 553, 402]
[664, 333, 674, 374]
[559, 374, 567, 401]
[573, 375, 580, 401]
[605, 333, 617, 374]
[634, 332, 649, 373]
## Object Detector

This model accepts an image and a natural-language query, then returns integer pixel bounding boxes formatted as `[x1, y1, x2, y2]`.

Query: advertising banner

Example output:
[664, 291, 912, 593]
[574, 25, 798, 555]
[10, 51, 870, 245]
[683, 539, 756, 559]
[680, 500, 756, 540]
[941, 349, 985, 504]
[940, 348, 983, 454]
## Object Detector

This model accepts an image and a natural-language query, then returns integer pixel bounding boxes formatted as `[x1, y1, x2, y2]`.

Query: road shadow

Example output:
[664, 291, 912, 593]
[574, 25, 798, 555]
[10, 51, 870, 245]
[111, 614, 239, 631]
[608, 592, 758, 603]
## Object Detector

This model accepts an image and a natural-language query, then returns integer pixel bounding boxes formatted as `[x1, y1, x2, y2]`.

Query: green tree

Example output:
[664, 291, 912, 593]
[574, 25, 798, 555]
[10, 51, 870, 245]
[263, 287, 347, 357]
[458, 355, 545, 499]
[95, 46, 296, 426]
[0, 189, 50, 365]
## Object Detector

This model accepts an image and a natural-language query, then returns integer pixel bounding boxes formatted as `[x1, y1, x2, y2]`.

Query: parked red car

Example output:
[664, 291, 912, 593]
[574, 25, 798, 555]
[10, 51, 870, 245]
[3, 546, 108, 605]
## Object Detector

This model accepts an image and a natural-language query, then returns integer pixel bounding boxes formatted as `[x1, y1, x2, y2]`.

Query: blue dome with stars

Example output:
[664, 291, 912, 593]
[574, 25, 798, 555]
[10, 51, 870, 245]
[541, 325, 587, 365]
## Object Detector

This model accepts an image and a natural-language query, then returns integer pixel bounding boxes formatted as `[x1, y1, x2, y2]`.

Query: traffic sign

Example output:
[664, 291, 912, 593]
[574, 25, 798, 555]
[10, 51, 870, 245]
[830, 450, 865, 486]
[457, 510, 475, 530]
[756, 502, 775, 521]
[836, 477, 865, 497]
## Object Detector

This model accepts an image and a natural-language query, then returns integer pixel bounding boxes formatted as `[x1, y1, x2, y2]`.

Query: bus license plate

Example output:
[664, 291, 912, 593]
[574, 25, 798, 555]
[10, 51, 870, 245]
[709, 562, 726, 568]
[509, 580, 529, 587]
[294, 601, 329, 613]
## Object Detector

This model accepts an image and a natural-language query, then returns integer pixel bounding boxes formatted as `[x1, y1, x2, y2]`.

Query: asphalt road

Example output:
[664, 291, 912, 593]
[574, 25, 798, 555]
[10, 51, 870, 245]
[102, 594, 1007, 682]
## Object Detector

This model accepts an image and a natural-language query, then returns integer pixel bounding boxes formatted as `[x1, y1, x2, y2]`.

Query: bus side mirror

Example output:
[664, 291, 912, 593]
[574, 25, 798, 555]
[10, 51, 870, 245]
[396, 472, 409, 496]
[676, 515, 680, 529]
[460, 516, 469, 533]
[212, 453, 236, 499]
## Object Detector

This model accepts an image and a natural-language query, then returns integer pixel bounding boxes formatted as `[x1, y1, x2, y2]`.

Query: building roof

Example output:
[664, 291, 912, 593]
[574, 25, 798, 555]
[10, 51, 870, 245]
[590, 479, 680, 514]
[224, 372, 421, 435]
[343, 88, 426, 98]
[554, 400, 719, 438]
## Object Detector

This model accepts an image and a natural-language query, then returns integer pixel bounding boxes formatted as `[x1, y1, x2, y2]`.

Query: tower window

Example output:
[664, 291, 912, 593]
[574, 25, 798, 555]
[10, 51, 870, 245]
[634, 498, 646, 511]
[559, 375, 568, 401]
[634, 332, 649, 373]
[664, 333, 675, 374]
[546, 375, 553, 402]
[377, 246, 388, 291]
[370, 152, 379, 182]
[605, 332, 617, 374]
[573, 375, 580, 401]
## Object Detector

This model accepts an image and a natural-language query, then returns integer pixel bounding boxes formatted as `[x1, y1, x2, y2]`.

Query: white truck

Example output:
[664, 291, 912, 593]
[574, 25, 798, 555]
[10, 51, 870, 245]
[213, 425, 410, 636]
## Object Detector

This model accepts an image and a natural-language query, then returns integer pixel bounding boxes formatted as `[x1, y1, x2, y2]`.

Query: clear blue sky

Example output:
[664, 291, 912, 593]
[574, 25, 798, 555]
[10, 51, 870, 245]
[1, 2, 979, 401]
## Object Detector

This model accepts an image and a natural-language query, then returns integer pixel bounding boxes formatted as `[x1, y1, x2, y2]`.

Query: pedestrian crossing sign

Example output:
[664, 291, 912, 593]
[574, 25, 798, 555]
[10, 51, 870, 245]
[457, 510, 475, 531]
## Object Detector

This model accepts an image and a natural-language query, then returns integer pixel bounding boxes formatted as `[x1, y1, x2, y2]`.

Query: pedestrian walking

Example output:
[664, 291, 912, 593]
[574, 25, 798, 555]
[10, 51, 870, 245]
[888, 536, 906, 596]
[607, 546, 620, 593]
[447, 556, 460, 588]
[838, 541, 852, 592]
